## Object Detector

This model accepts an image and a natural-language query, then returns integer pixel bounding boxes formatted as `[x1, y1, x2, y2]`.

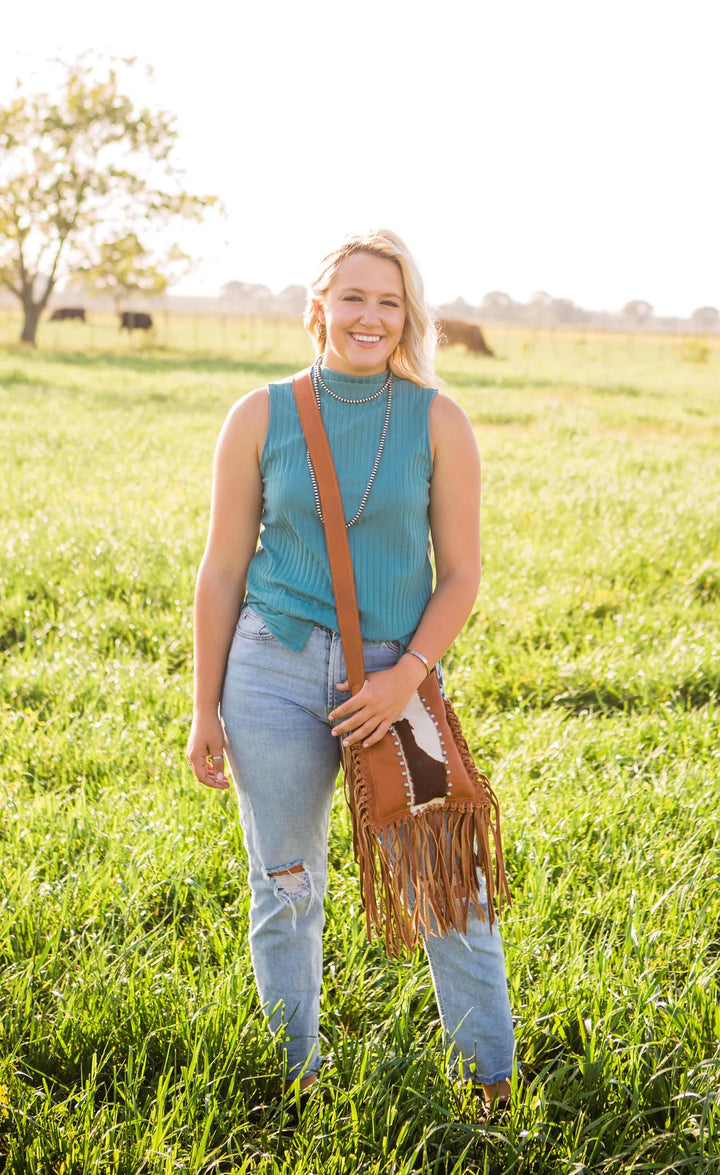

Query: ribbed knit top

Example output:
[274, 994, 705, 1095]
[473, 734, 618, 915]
[245, 364, 437, 651]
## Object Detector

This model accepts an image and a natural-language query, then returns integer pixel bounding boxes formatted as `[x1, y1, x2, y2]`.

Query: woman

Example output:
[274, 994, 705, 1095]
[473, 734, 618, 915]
[186, 229, 515, 1114]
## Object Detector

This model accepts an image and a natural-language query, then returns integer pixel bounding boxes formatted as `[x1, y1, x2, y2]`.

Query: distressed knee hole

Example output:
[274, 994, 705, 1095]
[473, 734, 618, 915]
[267, 861, 313, 906]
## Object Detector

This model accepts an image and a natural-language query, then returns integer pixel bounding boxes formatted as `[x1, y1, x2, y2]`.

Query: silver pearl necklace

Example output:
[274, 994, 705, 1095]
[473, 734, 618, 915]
[306, 360, 392, 529]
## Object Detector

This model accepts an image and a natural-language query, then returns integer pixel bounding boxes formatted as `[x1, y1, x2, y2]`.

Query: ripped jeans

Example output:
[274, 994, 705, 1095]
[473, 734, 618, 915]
[221, 605, 516, 1084]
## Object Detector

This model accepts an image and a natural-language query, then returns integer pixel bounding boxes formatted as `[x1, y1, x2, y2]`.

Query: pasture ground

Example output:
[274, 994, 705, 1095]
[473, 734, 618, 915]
[0, 320, 718, 1173]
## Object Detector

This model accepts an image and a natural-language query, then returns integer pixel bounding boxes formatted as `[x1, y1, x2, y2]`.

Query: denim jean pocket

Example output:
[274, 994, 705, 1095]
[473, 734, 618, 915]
[235, 605, 275, 641]
[378, 638, 403, 653]
[360, 638, 404, 677]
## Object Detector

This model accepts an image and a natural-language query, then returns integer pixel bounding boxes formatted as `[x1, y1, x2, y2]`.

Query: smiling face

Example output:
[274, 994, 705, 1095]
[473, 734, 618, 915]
[314, 251, 407, 376]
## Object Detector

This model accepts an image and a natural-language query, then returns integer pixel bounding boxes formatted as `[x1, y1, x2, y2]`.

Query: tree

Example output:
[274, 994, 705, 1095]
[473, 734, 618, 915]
[691, 306, 719, 331]
[275, 285, 308, 316]
[622, 300, 654, 325]
[220, 280, 274, 311]
[77, 233, 190, 307]
[548, 297, 585, 325]
[0, 56, 218, 343]
[440, 296, 477, 320]
[528, 291, 555, 324]
[481, 291, 517, 320]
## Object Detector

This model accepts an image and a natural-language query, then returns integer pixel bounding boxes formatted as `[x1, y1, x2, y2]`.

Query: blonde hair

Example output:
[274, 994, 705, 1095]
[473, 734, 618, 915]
[303, 229, 438, 388]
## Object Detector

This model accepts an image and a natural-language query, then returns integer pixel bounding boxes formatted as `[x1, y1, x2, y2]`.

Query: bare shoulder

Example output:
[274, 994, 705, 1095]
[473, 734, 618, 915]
[219, 386, 269, 460]
[429, 391, 478, 457]
[224, 386, 269, 430]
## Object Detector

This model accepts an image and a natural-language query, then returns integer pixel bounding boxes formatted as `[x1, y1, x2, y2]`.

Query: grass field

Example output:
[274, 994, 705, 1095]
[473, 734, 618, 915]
[1, 320, 718, 1173]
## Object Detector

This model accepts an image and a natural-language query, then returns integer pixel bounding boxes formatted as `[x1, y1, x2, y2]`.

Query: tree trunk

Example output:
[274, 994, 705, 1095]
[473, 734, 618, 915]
[20, 301, 43, 345]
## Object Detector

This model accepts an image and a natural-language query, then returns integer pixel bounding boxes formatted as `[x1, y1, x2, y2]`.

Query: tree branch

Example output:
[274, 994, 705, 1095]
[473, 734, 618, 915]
[12, 211, 34, 303]
[0, 271, 23, 298]
[38, 182, 88, 309]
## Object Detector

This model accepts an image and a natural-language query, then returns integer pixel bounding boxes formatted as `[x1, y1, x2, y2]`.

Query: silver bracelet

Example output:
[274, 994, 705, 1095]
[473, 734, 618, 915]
[405, 648, 431, 676]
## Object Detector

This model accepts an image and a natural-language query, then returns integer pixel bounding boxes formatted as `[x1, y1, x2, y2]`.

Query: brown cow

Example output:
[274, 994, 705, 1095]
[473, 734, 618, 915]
[436, 317, 494, 356]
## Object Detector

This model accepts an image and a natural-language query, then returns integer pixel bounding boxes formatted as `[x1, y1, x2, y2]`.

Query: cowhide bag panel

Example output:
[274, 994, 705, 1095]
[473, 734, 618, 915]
[347, 670, 485, 832]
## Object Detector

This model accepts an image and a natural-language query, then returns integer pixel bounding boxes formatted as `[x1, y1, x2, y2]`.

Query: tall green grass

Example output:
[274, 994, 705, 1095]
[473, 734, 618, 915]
[1, 325, 718, 1173]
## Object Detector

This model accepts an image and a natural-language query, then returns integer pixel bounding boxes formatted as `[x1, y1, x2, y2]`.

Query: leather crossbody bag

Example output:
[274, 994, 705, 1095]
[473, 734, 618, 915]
[293, 370, 510, 956]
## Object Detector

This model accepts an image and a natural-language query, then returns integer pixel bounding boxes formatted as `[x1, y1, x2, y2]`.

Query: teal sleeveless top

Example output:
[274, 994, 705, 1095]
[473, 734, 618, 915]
[245, 364, 437, 651]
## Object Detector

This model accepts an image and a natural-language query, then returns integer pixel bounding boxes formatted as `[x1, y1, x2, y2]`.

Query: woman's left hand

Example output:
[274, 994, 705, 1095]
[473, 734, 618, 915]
[329, 659, 426, 748]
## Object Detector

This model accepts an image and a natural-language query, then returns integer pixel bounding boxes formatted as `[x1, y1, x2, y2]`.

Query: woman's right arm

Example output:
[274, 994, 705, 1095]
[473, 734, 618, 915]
[186, 387, 268, 789]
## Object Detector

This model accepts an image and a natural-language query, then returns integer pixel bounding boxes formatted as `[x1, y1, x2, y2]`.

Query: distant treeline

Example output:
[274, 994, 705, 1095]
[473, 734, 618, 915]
[218, 283, 720, 335]
[2, 281, 716, 335]
[438, 293, 719, 334]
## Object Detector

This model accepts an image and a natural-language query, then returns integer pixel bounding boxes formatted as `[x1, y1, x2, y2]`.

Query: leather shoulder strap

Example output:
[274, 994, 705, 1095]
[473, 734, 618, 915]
[292, 371, 366, 694]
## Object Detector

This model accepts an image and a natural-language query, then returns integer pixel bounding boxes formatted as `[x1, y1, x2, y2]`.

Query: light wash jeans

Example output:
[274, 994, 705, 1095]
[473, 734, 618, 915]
[221, 605, 516, 1084]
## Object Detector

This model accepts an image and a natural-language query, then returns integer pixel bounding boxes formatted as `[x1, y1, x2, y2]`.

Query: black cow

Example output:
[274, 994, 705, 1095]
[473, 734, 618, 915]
[119, 311, 153, 332]
[50, 307, 86, 322]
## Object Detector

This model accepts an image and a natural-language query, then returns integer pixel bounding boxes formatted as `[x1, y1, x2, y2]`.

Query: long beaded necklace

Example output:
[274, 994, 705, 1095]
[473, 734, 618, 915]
[306, 357, 393, 529]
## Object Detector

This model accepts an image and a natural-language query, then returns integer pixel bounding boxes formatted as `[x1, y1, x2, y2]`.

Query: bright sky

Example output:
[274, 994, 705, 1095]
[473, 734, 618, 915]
[3, 0, 719, 316]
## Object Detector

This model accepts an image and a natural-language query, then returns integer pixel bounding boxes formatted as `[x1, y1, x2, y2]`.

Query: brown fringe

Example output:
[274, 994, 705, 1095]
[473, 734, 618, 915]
[443, 699, 512, 916]
[344, 698, 511, 957]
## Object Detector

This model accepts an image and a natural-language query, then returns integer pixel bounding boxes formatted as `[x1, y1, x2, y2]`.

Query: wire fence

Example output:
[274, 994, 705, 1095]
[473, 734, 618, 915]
[0, 308, 306, 353]
[0, 308, 718, 371]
